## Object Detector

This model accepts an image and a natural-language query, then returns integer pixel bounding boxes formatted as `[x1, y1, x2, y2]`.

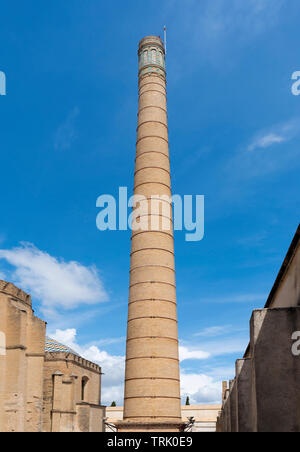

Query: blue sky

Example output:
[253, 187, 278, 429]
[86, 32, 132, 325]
[0, 0, 299, 405]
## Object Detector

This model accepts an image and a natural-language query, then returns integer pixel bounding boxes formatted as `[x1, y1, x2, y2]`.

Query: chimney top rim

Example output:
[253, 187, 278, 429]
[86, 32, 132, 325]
[139, 36, 164, 49]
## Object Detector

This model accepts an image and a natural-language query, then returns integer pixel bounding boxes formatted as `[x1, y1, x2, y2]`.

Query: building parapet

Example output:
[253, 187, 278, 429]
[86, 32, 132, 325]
[44, 351, 101, 374]
[0, 279, 32, 306]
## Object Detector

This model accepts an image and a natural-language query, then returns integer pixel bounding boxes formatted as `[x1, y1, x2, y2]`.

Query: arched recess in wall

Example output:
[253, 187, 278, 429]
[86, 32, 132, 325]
[143, 50, 148, 65]
[158, 51, 163, 66]
[81, 376, 89, 401]
[151, 49, 156, 64]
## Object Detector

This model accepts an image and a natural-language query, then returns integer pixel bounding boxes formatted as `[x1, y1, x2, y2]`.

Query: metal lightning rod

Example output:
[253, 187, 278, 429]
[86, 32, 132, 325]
[164, 26, 167, 55]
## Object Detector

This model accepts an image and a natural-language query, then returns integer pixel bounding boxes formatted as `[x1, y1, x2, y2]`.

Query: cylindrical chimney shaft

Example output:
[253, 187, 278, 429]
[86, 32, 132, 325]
[118, 36, 182, 433]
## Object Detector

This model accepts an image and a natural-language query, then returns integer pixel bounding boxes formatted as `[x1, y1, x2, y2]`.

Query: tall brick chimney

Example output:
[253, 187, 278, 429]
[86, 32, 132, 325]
[117, 35, 182, 432]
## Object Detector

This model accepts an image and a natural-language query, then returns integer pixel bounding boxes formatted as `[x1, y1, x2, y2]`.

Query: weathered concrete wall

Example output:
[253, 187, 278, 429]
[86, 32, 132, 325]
[229, 380, 237, 433]
[224, 390, 231, 432]
[219, 307, 300, 432]
[251, 307, 300, 432]
[76, 404, 105, 432]
[235, 359, 252, 432]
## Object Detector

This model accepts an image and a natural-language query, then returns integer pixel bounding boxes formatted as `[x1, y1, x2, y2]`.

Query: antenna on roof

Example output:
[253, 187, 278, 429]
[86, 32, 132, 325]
[164, 26, 167, 55]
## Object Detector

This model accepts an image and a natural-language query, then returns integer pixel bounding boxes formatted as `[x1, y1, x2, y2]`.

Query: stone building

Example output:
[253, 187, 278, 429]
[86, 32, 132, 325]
[0, 281, 46, 432]
[0, 280, 105, 432]
[43, 337, 105, 432]
[217, 224, 300, 432]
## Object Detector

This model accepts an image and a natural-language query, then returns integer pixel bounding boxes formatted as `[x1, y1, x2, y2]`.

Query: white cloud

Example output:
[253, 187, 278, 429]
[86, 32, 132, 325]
[0, 243, 108, 313]
[248, 133, 285, 151]
[195, 325, 233, 338]
[179, 345, 210, 361]
[248, 119, 300, 152]
[181, 372, 222, 404]
[205, 365, 235, 381]
[52, 328, 78, 347]
[197, 337, 247, 357]
[227, 118, 300, 180]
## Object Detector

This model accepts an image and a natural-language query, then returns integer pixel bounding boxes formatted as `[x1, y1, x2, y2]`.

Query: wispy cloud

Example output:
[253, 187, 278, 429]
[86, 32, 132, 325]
[248, 133, 285, 151]
[0, 242, 108, 315]
[195, 325, 235, 338]
[179, 345, 210, 361]
[204, 365, 235, 381]
[180, 334, 247, 360]
[54, 107, 79, 151]
[227, 118, 300, 179]
[196, 337, 248, 357]
[248, 119, 300, 152]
